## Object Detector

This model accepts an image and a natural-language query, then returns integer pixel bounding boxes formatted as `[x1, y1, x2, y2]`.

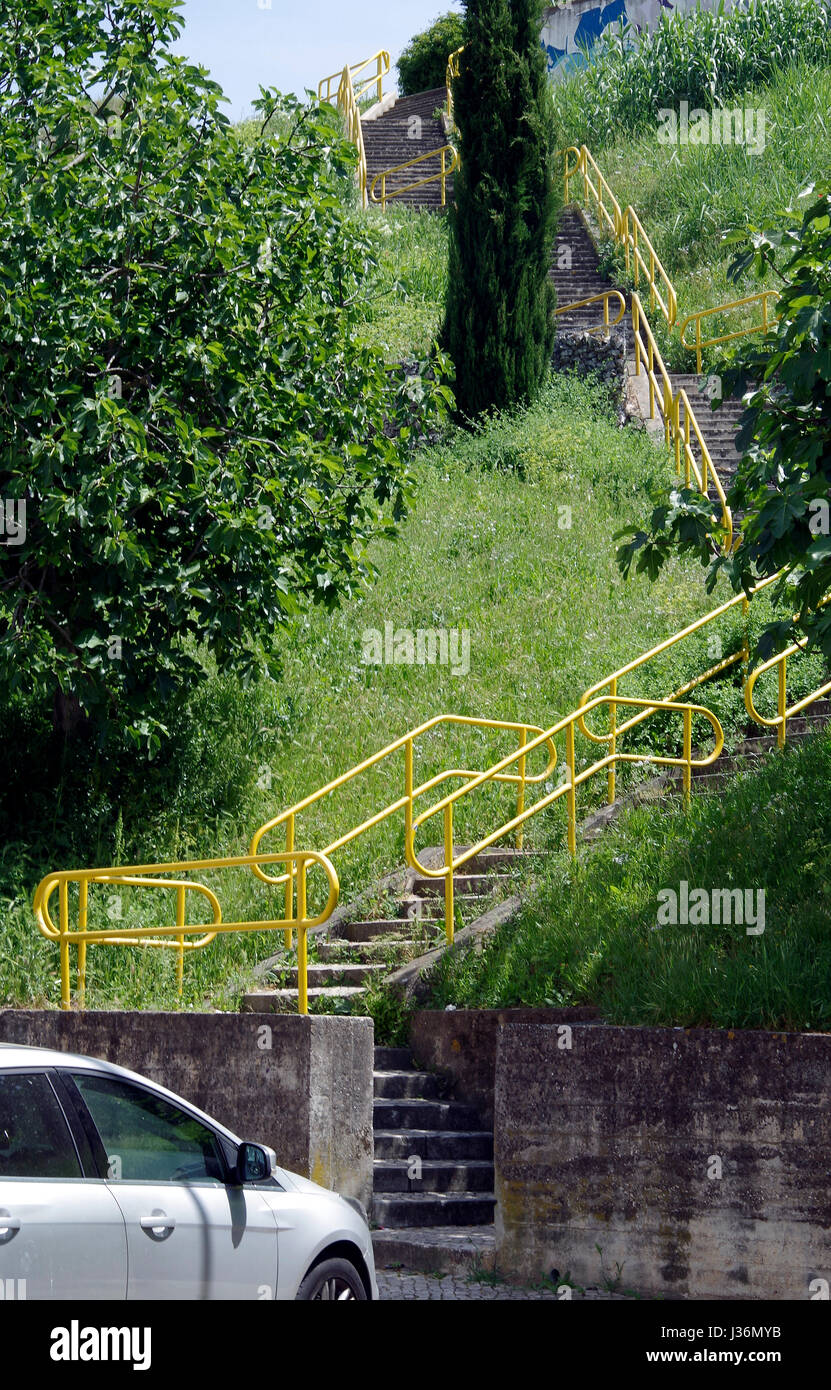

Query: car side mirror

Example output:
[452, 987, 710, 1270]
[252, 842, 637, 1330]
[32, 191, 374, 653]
[236, 1141, 278, 1184]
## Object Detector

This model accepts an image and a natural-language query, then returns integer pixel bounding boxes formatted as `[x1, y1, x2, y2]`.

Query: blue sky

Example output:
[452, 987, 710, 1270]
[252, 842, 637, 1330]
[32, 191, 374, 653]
[174, 1, 463, 119]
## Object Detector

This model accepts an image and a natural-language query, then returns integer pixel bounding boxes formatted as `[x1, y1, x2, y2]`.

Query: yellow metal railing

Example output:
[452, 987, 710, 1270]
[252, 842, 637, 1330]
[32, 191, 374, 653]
[369, 144, 459, 209]
[34, 851, 338, 1014]
[631, 292, 733, 549]
[744, 600, 831, 748]
[318, 49, 390, 105]
[679, 291, 780, 373]
[445, 45, 464, 121]
[406, 696, 723, 935]
[564, 144, 621, 241]
[554, 288, 626, 332]
[622, 206, 677, 330]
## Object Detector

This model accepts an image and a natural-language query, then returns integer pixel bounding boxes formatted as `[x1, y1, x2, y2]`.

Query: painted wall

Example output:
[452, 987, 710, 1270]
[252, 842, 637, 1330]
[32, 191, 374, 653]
[541, 0, 736, 81]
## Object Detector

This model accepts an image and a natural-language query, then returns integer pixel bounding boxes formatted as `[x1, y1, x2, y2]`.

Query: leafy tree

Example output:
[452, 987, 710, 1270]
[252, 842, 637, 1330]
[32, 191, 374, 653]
[443, 0, 559, 418]
[397, 11, 466, 97]
[617, 186, 831, 664]
[0, 0, 450, 751]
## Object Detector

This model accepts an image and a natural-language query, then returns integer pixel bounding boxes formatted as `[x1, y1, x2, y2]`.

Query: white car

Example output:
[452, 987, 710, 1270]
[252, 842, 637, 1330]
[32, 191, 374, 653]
[0, 1043, 376, 1300]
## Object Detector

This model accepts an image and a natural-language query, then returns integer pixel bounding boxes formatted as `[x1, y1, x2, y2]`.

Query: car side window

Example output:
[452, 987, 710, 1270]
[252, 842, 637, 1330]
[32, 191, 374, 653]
[71, 1074, 225, 1185]
[0, 1073, 82, 1179]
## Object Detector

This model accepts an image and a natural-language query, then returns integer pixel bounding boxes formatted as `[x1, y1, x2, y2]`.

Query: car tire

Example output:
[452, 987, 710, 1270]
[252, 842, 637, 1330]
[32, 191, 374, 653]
[295, 1257, 367, 1301]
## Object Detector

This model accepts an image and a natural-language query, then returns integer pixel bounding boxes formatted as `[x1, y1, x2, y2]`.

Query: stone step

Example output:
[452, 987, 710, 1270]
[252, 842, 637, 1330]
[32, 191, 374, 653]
[241, 986, 365, 1010]
[417, 894, 494, 920]
[374, 1069, 440, 1099]
[373, 1046, 414, 1070]
[373, 1159, 495, 1193]
[373, 1098, 481, 1132]
[341, 919, 424, 941]
[282, 962, 385, 988]
[372, 1192, 497, 1229]
[411, 873, 501, 898]
[316, 939, 420, 962]
[372, 1225, 497, 1274]
[374, 1129, 494, 1161]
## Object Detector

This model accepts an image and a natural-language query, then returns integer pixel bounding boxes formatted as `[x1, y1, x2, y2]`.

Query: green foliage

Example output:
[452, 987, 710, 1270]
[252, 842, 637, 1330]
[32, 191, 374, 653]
[356, 206, 450, 361]
[426, 725, 831, 1031]
[397, 10, 465, 97]
[0, 0, 450, 751]
[2, 372, 732, 1010]
[617, 187, 831, 666]
[552, 0, 831, 150]
[444, 0, 560, 416]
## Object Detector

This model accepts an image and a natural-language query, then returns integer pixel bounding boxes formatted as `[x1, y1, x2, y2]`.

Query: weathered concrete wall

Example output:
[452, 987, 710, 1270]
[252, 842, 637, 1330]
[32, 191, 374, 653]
[0, 1010, 373, 1205]
[495, 1022, 831, 1299]
[541, 1, 738, 82]
[410, 1007, 599, 1124]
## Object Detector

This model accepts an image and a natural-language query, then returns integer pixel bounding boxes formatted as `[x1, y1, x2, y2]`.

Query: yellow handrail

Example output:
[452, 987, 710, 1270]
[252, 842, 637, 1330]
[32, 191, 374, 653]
[33, 851, 339, 1014]
[564, 144, 622, 241]
[622, 206, 677, 329]
[335, 64, 368, 207]
[407, 695, 724, 939]
[369, 144, 459, 210]
[318, 49, 390, 105]
[445, 45, 464, 121]
[577, 572, 785, 801]
[554, 288, 626, 332]
[744, 595, 831, 747]
[679, 291, 780, 373]
[632, 293, 733, 549]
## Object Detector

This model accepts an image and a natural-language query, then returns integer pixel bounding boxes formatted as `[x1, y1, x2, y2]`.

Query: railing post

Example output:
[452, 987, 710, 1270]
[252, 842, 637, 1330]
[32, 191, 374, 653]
[297, 858, 308, 1015]
[376, 54, 383, 105]
[607, 679, 617, 805]
[683, 705, 692, 807]
[566, 720, 577, 857]
[778, 656, 787, 748]
[404, 736, 414, 857]
[443, 804, 455, 945]
[515, 728, 527, 850]
[696, 319, 703, 375]
[684, 406, 692, 487]
[176, 883, 185, 997]
[440, 147, 446, 207]
[284, 813, 295, 950]
[77, 879, 88, 1006]
[59, 879, 71, 1010]
[647, 337, 655, 419]
[673, 394, 681, 477]
[633, 296, 641, 376]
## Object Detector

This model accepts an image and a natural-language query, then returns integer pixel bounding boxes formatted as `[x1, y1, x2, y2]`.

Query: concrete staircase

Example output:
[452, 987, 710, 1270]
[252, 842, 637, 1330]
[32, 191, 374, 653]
[362, 88, 452, 211]
[550, 205, 631, 347]
[242, 846, 526, 1012]
[668, 372, 746, 497]
[371, 1045, 497, 1273]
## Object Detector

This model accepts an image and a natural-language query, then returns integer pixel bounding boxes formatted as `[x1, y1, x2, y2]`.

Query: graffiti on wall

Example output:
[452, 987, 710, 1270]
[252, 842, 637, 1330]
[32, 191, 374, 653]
[541, 0, 727, 80]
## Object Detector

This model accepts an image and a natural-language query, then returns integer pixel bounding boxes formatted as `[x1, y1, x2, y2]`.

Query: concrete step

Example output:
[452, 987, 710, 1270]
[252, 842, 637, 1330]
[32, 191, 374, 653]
[241, 986, 365, 1010]
[373, 1098, 481, 1131]
[372, 1192, 497, 1228]
[342, 919, 424, 941]
[374, 1069, 440, 1099]
[411, 873, 502, 898]
[417, 894, 493, 920]
[374, 1129, 494, 1160]
[373, 1159, 495, 1193]
[316, 939, 420, 962]
[373, 1046, 414, 1070]
[283, 962, 385, 988]
[372, 1224, 496, 1273]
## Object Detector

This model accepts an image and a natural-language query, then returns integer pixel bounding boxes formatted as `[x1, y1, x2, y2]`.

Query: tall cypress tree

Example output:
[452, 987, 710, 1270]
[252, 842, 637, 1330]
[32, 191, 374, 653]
[444, 0, 559, 417]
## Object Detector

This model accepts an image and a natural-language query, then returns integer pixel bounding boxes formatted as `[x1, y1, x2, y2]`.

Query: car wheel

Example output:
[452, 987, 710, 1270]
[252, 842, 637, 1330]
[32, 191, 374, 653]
[296, 1257, 367, 1301]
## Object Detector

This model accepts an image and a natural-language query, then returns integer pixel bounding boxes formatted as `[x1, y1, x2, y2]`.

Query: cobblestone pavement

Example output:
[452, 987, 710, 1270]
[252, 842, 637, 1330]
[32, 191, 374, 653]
[377, 1271, 632, 1300]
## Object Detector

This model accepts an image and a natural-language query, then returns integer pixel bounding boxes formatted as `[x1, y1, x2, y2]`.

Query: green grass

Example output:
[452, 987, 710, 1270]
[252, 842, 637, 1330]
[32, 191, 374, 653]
[426, 724, 831, 1030]
[4, 370, 788, 1014]
[582, 58, 831, 368]
[355, 204, 449, 361]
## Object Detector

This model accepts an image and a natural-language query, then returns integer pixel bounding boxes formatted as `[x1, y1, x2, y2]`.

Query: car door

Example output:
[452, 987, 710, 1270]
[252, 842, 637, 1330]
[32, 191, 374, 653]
[0, 1069, 127, 1299]
[68, 1070, 278, 1300]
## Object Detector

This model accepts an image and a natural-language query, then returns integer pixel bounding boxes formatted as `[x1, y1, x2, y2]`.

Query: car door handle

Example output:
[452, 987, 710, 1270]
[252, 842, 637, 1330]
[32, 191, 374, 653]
[140, 1211, 176, 1239]
[0, 1210, 20, 1243]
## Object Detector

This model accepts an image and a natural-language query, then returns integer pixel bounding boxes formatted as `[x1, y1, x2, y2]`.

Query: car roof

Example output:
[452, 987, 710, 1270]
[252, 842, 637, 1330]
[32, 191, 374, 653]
[0, 1043, 241, 1144]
